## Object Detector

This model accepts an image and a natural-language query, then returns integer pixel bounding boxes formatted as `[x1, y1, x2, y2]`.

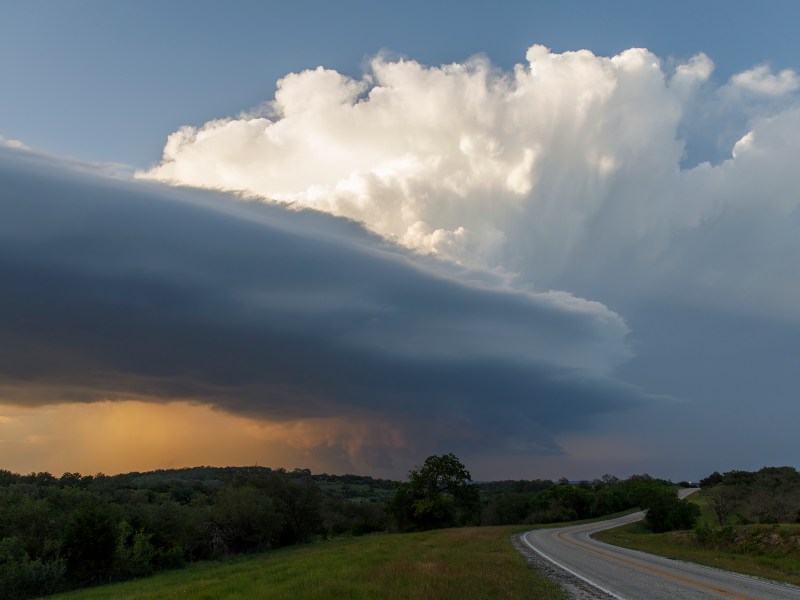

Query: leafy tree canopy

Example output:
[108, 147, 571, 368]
[388, 453, 479, 531]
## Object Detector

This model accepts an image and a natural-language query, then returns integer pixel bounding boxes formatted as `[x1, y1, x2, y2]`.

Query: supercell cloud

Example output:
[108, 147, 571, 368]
[5, 43, 800, 477]
[134, 44, 800, 478]
[141, 45, 800, 324]
[0, 145, 642, 472]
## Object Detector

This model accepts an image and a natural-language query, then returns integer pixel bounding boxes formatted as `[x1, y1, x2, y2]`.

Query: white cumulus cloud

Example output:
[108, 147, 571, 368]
[730, 64, 800, 96]
[140, 46, 688, 270]
[140, 45, 800, 323]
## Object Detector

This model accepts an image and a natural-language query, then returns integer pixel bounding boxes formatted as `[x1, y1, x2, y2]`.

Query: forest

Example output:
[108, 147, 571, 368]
[5, 459, 793, 599]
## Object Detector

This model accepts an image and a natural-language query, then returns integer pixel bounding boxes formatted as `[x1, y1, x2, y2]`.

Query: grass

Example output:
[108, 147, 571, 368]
[51, 526, 569, 600]
[594, 521, 800, 587]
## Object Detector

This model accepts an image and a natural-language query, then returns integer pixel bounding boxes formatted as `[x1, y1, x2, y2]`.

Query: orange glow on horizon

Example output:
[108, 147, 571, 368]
[0, 400, 407, 477]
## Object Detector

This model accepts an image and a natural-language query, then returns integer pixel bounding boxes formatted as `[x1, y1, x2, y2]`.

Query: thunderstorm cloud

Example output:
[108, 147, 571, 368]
[140, 45, 800, 326]
[5, 43, 800, 477]
[134, 44, 800, 477]
[0, 145, 643, 471]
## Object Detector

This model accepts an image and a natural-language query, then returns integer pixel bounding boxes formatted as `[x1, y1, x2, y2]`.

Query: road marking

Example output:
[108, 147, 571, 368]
[522, 531, 628, 600]
[555, 530, 761, 600]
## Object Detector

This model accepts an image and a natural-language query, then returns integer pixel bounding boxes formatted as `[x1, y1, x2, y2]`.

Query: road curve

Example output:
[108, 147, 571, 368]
[521, 490, 800, 600]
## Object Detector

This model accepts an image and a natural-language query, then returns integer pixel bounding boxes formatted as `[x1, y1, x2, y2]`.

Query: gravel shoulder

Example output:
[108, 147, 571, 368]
[511, 533, 615, 600]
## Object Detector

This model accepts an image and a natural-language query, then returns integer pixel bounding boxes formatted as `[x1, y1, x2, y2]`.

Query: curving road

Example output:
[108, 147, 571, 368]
[522, 490, 800, 600]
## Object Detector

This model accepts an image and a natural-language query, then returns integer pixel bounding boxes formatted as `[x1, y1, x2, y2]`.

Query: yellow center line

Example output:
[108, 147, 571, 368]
[556, 531, 761, 600]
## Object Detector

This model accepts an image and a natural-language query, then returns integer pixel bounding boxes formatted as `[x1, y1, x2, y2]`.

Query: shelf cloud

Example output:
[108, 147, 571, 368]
[0, 146, 645, 472]
[6, 43, 800, 478]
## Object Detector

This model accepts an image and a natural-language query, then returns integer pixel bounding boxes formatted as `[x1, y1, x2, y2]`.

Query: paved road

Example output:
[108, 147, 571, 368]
[522, 491, 800, 599]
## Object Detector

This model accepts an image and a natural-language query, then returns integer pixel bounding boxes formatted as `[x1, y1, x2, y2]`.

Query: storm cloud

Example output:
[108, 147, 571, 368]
[141, 46, 800, 325]
[0, 146, 646, 470]
[130, 43, 800, 479]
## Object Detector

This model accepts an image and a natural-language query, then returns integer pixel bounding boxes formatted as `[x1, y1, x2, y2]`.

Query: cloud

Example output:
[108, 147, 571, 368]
[730, 64, 800, 96]
[139, 46, 800, 323]
[8, 43, 800, 479]
[0, 136, 29, 150]
[0, 145, 646, 473]
[141, 46, 689, 275]
[131, 44, 800, 479]
[0, 400, 411, 476]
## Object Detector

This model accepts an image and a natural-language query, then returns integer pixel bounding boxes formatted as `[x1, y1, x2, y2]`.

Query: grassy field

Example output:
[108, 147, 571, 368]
[51, 526, 568, 600]
[595, 520, 800, 586]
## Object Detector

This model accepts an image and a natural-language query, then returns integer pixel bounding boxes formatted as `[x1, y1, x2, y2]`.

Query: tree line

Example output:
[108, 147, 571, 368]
[699, 466, 800, 526]
[0, 456, 713, 598]
[0, 466, 388, 599]
[385, 455, 695, 534]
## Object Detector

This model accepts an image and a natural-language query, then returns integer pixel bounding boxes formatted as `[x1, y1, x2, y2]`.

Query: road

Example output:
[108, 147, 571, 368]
[521, 490, 800, 599]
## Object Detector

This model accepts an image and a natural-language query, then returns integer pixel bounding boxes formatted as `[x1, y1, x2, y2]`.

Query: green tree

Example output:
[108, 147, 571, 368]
[60, 503, 116, 585]
[210, 486, 283, 554]
[388, 453, 479, 531]
[0, 537, 65, 600]
[642, 489, 700, 533]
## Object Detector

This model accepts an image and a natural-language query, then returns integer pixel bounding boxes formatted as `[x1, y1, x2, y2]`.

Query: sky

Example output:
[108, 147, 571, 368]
[1, 0, 799, 481]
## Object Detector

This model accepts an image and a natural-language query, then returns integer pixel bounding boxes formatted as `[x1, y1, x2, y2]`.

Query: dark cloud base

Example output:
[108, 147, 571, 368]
[0, 147, 648, 464]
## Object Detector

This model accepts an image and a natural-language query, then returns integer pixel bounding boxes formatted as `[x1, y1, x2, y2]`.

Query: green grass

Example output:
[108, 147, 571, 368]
[51, 526, 569, 600]
[595, 521, 800, 587]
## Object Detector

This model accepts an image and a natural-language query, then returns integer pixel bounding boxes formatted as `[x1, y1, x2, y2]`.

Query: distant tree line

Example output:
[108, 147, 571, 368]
[1, 456, 721, 599]
[386, 454, 694, 534]
[699, 466, 800, 526]
[476, 471, 696, 533]
[0, 466, 390, 599]
[685, 466, 800, 558]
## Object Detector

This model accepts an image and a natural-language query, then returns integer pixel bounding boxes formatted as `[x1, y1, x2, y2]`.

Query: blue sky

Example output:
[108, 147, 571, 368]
[1, 1, 800, 481]
[2, 0, 799, 167]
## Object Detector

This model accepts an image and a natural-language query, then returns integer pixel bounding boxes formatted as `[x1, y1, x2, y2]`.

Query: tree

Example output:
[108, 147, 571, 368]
[699, 471, 724, 488]
[642, 489, 700, 533]
[60, 503, 116, 585]
[209, 486, 283, 554]
[388, 453, 479, 531]
[707, 486, 741, 526]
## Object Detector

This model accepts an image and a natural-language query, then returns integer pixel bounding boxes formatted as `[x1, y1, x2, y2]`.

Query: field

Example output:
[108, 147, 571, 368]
[51, 526, 568, 600]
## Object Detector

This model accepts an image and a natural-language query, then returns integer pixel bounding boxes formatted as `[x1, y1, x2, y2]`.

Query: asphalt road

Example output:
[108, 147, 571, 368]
[522, 490, 800, 600]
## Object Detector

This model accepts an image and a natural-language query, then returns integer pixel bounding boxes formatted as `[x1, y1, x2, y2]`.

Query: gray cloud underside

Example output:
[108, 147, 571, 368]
[0, 147, 648, 457]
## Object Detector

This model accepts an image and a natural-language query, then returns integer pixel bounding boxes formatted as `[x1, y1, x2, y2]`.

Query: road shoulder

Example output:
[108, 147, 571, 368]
[511, 533, 615, 600]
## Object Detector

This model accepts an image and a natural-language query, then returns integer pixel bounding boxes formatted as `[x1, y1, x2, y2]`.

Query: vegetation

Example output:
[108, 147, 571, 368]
[595, 521, 800, 587]
[0, 466, 390, 598]
[699, 466, 800, 525]
[637, 486, 699, 533]
[478, 473, 679, 527]
[387, 453, 480, 531]
[385, 454, 683, 533]
[4, 452, 760, 598]
[596, 466, 800, 586]
[49, 526, 569, 600]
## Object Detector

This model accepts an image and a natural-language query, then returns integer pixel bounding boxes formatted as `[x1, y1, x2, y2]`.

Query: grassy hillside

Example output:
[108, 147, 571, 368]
[595, 486, 800, 586]
[50, 526, 568, 600]
[595, 520, 800, 586]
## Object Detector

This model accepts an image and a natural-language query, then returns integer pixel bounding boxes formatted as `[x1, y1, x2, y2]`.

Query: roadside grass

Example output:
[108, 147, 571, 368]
[51, 526, 569, 600]
[594, 521, 800, 587]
